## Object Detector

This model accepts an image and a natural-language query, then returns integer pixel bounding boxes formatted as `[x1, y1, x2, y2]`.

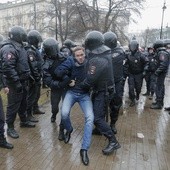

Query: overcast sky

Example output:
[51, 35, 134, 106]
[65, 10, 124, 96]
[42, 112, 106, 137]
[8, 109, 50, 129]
[1, 0, 170, 33]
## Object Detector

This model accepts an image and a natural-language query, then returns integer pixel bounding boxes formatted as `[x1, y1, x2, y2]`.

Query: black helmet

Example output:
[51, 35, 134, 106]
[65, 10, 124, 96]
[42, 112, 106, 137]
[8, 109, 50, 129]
[63, 39, 76, 49]
[129, 40, 139, 52]
[27, 30, 42, 48]
[153, 40, 164, 50]
[42, 38, 59, 58]
[85, 31, 104, 51]
[103, 31, 117, 49]
[9, 26, 27, 44]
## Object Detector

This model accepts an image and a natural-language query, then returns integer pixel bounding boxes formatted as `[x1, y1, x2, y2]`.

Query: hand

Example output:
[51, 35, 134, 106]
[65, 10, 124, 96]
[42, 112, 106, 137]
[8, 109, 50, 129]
[3, 87, 9, 94]
[69, 80, 76, 87]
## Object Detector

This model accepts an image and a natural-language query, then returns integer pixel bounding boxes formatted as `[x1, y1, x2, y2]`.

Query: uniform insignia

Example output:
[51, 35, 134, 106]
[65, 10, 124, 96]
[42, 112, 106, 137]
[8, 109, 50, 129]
[135, 59, 138, 63]
[160, 54, 165, 61]
[89, 66, 96, 74]
[29, 55, 34, 61]
[151, 59, 154, 62]
[6, 53, 12, 60]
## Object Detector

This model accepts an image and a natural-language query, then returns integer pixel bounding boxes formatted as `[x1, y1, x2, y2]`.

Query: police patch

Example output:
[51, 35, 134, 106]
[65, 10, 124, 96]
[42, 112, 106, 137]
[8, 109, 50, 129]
[6, 53, 13, 60]
[89, 66, 96, 74]
[160, 54, 165, 61]
[29, 55, 34, 61]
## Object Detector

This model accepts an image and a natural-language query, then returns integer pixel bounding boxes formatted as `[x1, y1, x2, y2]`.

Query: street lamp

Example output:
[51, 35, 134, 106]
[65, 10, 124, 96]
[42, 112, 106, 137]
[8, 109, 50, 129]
[160, 1, 166, 39]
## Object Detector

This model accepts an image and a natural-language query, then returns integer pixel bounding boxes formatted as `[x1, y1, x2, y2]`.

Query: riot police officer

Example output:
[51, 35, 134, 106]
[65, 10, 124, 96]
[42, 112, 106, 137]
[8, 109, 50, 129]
[0, 26, 35, 139]
[81, 31, 121, 155]
[42, 38, 69, 140]
[0, 34, 13, 149]
[143, 46, 157, 99]
[25, 30, 44, 122]
[104, 31, 126, 134]
[150, 40, 169, 109]
[124, 40, 148, 107]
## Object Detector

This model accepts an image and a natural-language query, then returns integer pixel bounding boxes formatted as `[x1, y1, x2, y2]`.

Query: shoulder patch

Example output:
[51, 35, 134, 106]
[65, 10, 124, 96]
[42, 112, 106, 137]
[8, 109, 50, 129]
[5, 53, 14, 60]
[29, 54, 35, 61]
[159, 54, 165, 61]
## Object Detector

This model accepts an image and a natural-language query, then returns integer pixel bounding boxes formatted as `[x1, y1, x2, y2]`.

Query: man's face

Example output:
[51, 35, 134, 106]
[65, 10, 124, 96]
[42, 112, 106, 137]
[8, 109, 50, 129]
[74, 50, 85, 64]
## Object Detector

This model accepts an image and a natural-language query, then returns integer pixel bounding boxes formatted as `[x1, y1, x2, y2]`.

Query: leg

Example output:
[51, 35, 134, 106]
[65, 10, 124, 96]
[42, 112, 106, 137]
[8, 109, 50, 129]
[128, 75, 135, 106]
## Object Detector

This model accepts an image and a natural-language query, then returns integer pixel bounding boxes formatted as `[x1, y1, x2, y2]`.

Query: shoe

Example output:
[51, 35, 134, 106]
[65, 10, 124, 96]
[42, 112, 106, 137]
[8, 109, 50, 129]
[129, 100, 135, 107]
[92, 128, 102, 135]
[64, 129, 73, 144]
[27, 115, 39, 123]
[102, 141, 121, 155]
[80, 149, 89, 166]
[7, 128, 19, 139]
[51, 116, 56, 123]
[33, 109, 45, 115]
[0, 137, 14, 149]
[136, 95, 139, 100]
[164, 107, 170, 111]
[20, 121, 36, 128]
[58, 129, 65, 141]
[110, 124, 117, 134]
[150, 103, 163, 109]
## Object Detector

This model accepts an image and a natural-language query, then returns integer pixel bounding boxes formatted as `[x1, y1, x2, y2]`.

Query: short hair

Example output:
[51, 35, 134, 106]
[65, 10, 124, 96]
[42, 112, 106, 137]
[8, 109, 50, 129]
[72, 46, 85, 54]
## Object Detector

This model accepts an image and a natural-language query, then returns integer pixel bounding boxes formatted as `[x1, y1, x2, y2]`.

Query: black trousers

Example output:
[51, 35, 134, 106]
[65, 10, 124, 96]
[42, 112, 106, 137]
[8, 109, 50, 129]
[0, 95, 5, 136]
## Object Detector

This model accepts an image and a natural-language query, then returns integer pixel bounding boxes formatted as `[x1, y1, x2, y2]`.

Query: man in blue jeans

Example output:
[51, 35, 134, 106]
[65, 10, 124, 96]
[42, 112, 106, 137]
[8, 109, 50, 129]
[55, 46, 94, 166]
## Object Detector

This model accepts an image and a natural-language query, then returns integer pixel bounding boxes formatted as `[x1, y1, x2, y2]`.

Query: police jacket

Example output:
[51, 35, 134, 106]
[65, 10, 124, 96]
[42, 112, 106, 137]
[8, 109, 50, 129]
[125, 51, 148, 75]
[155, 48, 169, 76]
[81, 46, 114, 92]
[111, 47, 126, 83]
[25, 45, 42, 83]
[42, 54, 69, 89]
[0, 40, 30, 86]
[55, 56, 87, 94]
[147, 53, 157, 72]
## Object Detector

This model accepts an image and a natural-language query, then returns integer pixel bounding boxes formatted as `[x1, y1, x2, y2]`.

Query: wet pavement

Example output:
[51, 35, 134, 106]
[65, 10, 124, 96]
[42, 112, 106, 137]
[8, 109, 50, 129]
[0, 78, 170, 170]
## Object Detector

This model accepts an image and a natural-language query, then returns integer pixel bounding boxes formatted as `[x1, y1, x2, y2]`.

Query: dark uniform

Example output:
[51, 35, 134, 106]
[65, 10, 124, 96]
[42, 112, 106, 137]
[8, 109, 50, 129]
[0, 34, 13, 149]
[104, 31, 126, 134]
[0, 26, 35, 139]
[81, 31, 121, 155]
[150, 40, 169, 109]
[124, 40, 148, 106]
[42, 38, 70, 140]
[26, 30, 44, 123]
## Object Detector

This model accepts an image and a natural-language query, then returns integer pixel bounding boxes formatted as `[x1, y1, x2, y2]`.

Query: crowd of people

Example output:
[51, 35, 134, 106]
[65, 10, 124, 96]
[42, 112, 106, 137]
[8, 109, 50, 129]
[0, 26, 169, 166]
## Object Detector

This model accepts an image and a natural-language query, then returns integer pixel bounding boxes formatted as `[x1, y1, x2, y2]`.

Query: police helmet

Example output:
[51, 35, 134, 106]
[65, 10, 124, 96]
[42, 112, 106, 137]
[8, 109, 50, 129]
[85, 31, 104, 51]
[63, 39, 76, 49]
[153, 39, 164, 50]
[27, 30, 42, 48]
[129, 40, 139, 52]
[103, 31, 117, 49]
[9, 26, 27, 44]
[42, 38, 59, 58]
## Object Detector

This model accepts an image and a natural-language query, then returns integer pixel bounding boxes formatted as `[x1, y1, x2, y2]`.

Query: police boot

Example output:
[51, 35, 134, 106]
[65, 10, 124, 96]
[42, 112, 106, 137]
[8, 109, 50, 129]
[58, 128, 65, 141]
[7, 124, 19, 139]
[142, 91, 150, 96]
[164, 107, 170, 111]
[33, 109, 45, 115]
[150, 102, 163, 109]
[80, 149, 89, 166]
[110, 124, 117, 134]
[0, 136, 13, 149]
[20, 121, 36, 128]
[102, 137, 121, 155]
[51, 113, 57, 123]
[27, 110, 39, 123]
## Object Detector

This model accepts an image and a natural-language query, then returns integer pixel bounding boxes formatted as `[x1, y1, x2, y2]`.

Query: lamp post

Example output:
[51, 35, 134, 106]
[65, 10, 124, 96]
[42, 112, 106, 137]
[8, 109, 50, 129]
[160, 1, 166, 39]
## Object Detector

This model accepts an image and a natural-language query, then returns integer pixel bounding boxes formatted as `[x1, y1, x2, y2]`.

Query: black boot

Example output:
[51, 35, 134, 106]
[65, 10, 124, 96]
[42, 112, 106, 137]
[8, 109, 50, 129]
[51, 113, 56, 123]
[27, 111, 39, 123]
[64, 128, 73, 144]
[80, 149, 89, 166]
[7, 124, 19, 139]
[150, 102, 163, 109]
[164, 107, 170, 111]
[102, 137, 121, 155]
[0, 136, 13, 149]
[110, 124, 117, 134]
[58, 128, 65, 141]
[20, 121, 36, 128]
[33, 109, 45, 115]
[142, 91, 150, 96]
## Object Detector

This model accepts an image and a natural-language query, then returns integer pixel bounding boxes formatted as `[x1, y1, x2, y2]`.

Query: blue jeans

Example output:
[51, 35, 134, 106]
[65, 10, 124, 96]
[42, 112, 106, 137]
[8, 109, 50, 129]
[61, 90, 94, 150]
